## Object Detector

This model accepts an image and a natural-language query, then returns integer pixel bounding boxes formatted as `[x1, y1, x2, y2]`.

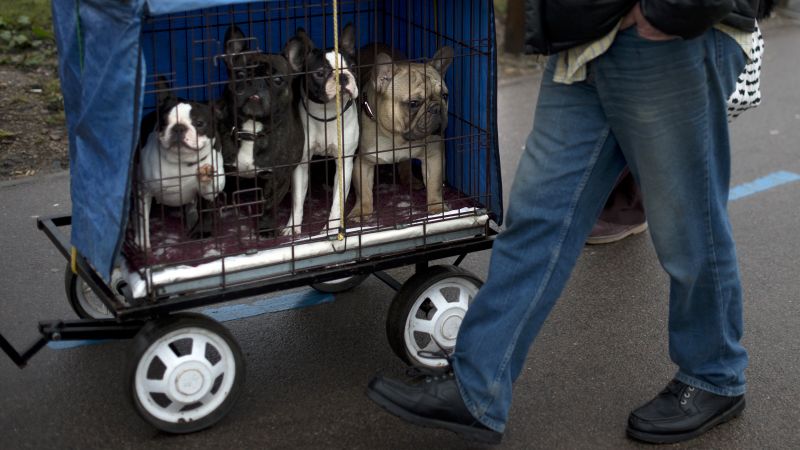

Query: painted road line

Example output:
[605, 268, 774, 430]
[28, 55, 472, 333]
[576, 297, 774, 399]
[730, 171, 800, 201]
[47, 289, 334, 350]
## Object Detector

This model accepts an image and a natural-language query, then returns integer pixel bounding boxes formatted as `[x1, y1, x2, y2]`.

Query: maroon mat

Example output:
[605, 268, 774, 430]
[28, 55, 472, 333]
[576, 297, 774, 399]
[124, 173, 484, 271]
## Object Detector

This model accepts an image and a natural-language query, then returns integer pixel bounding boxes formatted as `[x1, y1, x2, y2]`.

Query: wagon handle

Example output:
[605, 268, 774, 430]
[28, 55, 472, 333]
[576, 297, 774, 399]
[1, 320, 145, 369]
[0, 332, 48, 369]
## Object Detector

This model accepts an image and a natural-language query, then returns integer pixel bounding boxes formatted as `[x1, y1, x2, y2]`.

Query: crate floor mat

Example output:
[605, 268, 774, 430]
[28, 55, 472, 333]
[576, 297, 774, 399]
[124, 176, 486, 271]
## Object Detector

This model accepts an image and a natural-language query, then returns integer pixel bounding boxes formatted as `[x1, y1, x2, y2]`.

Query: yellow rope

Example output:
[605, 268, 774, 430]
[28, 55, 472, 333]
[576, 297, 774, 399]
[70, 246, 78, 274]
[332, 0, 346, 241]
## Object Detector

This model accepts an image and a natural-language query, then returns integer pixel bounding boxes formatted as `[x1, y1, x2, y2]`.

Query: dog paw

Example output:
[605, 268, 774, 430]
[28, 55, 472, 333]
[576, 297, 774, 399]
[347, 206, 372, 222]
[197, 164, 214, 183]
[427, 202, 449, 215]
[280, 226, 301, 237]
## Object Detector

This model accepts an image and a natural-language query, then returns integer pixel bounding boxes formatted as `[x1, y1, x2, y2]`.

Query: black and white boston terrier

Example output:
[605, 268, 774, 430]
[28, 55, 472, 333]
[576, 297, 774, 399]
[136, 85, 226, 251]
[217, 25, 304, 236]
[282, 25, 359, 236]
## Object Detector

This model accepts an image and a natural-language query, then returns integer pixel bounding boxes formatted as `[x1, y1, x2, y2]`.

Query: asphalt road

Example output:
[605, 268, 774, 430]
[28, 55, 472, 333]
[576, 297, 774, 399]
[1, 19, 799, 450]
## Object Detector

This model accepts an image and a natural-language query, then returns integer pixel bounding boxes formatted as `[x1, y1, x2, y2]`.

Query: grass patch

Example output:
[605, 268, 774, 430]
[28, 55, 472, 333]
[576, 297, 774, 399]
[0, 0, 52, 30]
[0, 0, 57, 68]
[45, 111, 65, 126]
[0, 129, 17, 139]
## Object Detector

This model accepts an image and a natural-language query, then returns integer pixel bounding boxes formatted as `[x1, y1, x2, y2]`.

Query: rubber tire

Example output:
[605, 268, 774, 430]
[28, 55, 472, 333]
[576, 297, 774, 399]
[311, 274, 369, 293]
[127, 313, 245, 434]
[386, 265, 483, 369]
[64, 264, 113, 319]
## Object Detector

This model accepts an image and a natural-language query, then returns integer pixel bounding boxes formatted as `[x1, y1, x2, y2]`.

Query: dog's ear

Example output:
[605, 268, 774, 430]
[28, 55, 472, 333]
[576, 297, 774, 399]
[283, 28, 313, 73]
[429, 46, 454, 76]
[212, 97, 227, 122]
[340, 23, 356, 58]
[372, 52, 394, 92]
[223, 26, 252, 74]
[295, 28, 314, 49]
[224, 25, 249, 55]
[283, 38, 306, 73]
[155, 76, 175, 107]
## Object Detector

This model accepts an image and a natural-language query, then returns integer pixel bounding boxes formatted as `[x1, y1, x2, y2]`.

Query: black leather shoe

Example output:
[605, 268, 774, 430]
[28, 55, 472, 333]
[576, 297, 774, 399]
[367, 370, 503, 444]
[627, 379, 745, 444]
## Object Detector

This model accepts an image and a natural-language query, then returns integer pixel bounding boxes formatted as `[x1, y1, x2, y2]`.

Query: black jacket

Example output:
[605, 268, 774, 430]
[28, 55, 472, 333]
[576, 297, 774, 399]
[524, 0, 763, 55]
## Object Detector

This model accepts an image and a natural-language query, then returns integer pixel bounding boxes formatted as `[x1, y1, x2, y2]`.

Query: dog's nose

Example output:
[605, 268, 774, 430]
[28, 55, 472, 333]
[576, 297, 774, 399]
[172, 123, 188, 136]
[249, 94, 261, 101]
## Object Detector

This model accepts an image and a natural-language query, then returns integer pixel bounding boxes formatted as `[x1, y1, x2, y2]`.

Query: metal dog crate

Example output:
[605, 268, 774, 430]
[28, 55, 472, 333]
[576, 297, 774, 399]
[2, 0, 502, 434]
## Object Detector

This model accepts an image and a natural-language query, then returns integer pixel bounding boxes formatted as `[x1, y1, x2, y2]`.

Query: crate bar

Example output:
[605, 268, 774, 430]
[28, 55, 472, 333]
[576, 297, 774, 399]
[116, 232, 495, 319]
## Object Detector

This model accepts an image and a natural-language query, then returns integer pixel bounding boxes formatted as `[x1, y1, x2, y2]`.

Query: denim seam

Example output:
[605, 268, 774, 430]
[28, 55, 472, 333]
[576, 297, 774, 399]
[700, 31, 740, 388]
[712, 30, 740, 385]
[471, 123, 612, 425]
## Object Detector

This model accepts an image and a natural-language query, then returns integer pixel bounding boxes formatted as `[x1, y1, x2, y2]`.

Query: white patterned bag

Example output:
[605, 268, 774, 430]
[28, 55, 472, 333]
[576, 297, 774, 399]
[728, 23, 763, 122]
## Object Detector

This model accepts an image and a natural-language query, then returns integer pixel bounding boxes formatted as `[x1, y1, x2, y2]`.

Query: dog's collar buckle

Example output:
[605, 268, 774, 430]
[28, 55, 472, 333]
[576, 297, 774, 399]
[363, 99, 376, 122]
[231, 125, 263, 142]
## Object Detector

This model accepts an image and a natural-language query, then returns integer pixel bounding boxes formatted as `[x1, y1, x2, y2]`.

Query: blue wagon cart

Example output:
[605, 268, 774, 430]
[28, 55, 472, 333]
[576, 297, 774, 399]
[1, 0, 502, 433]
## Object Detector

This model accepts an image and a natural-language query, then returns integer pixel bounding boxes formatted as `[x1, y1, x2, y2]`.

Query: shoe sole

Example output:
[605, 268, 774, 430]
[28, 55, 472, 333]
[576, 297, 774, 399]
[626, 396, 746, 444]
[586, 222, 648, 245]
[366, 387, 503, 444]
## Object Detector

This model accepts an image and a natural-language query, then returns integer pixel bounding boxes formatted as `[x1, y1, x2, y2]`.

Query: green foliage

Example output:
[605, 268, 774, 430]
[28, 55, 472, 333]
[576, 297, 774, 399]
[0, 2, 57, 68]
[0, 129, 18, 139]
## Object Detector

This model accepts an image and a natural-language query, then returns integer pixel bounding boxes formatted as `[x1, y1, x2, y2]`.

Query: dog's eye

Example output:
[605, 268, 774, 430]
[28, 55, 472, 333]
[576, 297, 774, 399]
[193, 120, 206, 128]
[442, 93, 449, 102]
[313, 69, 325, 79]
[273, 76, 284, 85]
[408, 100, 421, 109]
[236, 71, 246, 79]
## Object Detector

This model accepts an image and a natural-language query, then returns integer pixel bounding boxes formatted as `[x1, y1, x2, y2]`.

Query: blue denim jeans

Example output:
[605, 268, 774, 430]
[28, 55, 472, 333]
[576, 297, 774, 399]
[452, 28, 748, 433]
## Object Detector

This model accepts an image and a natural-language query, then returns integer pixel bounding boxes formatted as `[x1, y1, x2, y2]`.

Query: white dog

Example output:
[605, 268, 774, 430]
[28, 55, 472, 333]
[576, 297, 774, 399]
[136, 94, 225, 250]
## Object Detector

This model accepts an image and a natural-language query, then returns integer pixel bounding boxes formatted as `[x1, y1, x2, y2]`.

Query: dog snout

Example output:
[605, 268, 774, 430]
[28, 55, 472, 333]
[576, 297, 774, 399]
[171, 123, 189, 137]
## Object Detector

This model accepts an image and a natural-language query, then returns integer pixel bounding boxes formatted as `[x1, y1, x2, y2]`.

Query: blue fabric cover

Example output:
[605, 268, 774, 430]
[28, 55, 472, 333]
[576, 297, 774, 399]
[52, 0, 501, 281]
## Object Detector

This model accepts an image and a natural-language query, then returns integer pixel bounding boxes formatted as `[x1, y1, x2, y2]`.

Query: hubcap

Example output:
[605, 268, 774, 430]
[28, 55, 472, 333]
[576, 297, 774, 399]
[404, 276, 479, 368]
[135, 327, 236, 424]
[168, 361, 211, 402]
[76, 278, 112, 319]
[439, 312, 464, 342]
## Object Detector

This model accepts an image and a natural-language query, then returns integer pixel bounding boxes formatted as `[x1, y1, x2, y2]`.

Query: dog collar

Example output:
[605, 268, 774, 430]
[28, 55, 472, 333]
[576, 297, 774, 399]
[231, 125, 268, 142]
[301, 98, 354, 123]
[362, 99, 377, 122]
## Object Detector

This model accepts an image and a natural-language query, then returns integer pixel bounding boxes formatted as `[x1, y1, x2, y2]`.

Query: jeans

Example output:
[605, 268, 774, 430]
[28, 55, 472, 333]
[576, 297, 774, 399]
[452, 28, 748, 433]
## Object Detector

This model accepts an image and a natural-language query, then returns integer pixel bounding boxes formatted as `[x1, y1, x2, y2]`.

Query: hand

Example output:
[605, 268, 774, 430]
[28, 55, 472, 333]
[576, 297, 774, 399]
[197, 164, 214, 183]
[621, 3, 678, 41]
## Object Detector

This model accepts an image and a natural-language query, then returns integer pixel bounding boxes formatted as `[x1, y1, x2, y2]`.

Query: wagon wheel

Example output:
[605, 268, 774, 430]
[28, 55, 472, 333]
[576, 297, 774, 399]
[127, 313, 245, 434]
[64, 264, 114, 319]
[310, 274, 369, 293]
[386, 265, 483, 370]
